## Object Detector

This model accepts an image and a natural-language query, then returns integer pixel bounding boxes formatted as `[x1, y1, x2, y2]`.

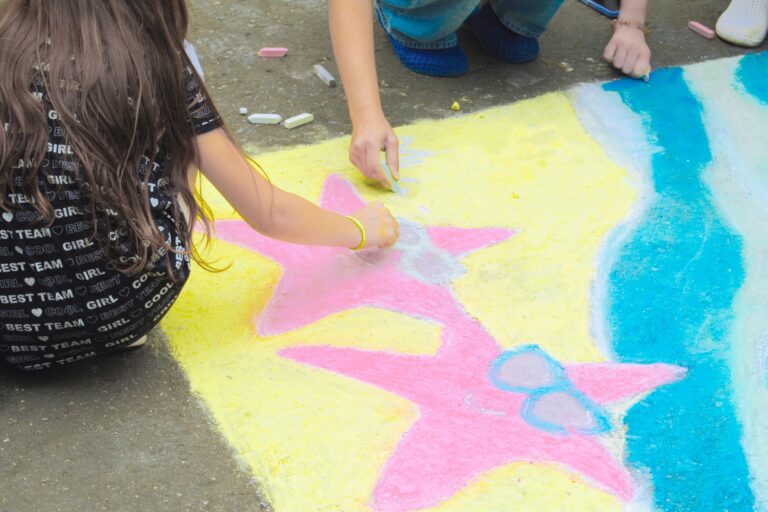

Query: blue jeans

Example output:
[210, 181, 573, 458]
[376, 0, 565, 49]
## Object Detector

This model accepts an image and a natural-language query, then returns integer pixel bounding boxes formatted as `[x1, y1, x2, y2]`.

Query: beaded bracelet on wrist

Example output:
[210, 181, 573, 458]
[611, 18, 650, 35]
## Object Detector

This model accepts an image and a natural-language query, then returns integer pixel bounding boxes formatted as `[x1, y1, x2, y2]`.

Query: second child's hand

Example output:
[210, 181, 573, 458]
[603, 0, 651, 80]
[604, 22, 652, 79]
[328, 0, 401, 189]
[350, 114, 400, 190]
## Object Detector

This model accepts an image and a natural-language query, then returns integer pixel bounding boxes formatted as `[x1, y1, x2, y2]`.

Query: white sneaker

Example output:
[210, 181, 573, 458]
[716, 0, 768, 47]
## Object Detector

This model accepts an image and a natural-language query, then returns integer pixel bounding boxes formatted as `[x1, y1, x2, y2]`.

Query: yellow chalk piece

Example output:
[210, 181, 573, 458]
[165, 92, 637, 511]
[451, 101, 461, 111]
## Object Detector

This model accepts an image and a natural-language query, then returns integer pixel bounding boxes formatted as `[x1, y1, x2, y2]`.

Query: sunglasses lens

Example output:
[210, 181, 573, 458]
[524, 390, 611, 435]
[490, 346, 564, 392]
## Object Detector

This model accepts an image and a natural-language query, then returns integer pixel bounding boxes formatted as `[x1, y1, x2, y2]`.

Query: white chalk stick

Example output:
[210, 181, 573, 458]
[284, 113, 314, 130]
[313, 64, 337, 87]
[239, 107, 248, 115]
[688, 20, 716, 39]
[258, 47, 288, 58]
[184, 40, 205, 81]
[248, 113, 283, 125]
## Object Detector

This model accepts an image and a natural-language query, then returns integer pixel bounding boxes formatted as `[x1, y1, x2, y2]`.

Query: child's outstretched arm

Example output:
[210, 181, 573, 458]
[603, 0, 651, 79]
[328, 0, 400, 189]
[193, 128, 399, 249]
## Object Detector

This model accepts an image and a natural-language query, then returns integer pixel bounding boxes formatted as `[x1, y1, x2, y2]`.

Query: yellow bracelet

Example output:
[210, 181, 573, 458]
[346, 215, 366, 250]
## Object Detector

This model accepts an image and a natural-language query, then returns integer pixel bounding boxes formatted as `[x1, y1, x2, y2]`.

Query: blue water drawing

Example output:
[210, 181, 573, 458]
[736, 52, 768, 106]
[603, 68, 754, 510]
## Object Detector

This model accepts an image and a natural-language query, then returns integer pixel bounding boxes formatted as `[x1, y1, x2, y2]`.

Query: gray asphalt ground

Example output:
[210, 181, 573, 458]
[1, 1, 764, 511]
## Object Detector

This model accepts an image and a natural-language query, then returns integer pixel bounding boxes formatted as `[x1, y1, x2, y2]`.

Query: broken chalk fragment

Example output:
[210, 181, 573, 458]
[313, 64, 337, 87]
[239, 107, 248, 115]
[258, 47, 288, 58]
[688, 20, 715, 39]
[451, 101, 461, 112]
[184, 41, 206, 81]
[284, 113, 314, 130]
[248, 113, 283, 125]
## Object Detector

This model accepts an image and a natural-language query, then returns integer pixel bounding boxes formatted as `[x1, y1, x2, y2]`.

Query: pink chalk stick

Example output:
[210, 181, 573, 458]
[688, 21, 715, 39]
[258, 47, 288, 58]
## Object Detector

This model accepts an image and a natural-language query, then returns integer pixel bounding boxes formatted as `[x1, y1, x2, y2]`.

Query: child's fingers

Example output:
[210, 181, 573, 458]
[349, 145, 368, 179]
[612, 47, 628, 70]
[603, 40, 618, 62]
[366, 146, 389, 188]
[632, 59, 650, 80]
[381, 215, 400, 248]
[622, 52, 639, 75]
[385, 134, 400, 181]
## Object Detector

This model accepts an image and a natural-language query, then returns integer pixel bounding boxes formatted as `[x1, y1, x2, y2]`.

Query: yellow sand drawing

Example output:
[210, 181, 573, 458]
[163, 92, 636, 511]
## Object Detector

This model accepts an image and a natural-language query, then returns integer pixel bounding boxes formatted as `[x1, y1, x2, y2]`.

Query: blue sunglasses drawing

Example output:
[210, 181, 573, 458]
[488, 345, 612, 436]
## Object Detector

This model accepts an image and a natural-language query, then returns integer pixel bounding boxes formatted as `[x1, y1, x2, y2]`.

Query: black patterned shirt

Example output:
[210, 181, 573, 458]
[0, 66, 220, 371]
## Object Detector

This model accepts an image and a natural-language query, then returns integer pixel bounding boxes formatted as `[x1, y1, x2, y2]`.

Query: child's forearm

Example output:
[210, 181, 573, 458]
[618, 0, 648, 24]
[193, 129, 363, 249]
[328, 0, 383, 125]
[262, 188, 362, 248]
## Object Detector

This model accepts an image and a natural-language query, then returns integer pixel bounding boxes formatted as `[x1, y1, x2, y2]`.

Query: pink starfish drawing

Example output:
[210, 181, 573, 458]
[212, 175, 514, 335]
[280, 315, 686, 511]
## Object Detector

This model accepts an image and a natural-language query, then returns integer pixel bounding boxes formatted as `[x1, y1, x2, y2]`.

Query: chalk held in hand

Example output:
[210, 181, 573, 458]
[258, 47, 288, 58]
[284, 113, 314, 130]
[313, 64, 337, 87]
[381, 160, 401, 193]
[248, 113, 283, 125]
[688, 20, 716, 39]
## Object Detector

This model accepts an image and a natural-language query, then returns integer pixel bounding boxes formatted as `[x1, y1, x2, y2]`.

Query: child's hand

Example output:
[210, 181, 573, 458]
[351, 202, 399, 249]
[350, 115, 400, 189]
[603, 25, 652, 79]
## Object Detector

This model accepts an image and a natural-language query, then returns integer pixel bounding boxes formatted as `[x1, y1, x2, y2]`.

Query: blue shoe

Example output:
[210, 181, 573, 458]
[376, 9, 468, 77]
[465, 4, 540, 64]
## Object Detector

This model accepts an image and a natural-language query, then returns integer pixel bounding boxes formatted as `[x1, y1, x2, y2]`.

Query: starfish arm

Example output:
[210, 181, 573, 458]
[426, 226, 514, 256]
[538, 435, 637, 500]
[278, 346, 446, 404]
[256, 281, 356, 336]
[566, 362, 687, 404]
[320, 174, 366, 213]
[435, 315, 504, 364]
[255, 264, 368, 335]
[388, 283, 466, 326]
[371, 413, 508, 512]
[212, 219, 322, 266]
[257, 263, 462, 335]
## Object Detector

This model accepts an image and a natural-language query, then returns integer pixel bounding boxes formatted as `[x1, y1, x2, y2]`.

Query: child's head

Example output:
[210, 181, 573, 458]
[0, 0, 215, 274]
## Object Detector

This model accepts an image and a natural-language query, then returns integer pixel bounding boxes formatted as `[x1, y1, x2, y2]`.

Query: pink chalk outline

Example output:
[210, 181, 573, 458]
[282, 316, 685, 510]
[211, 175, 687, 509]
[213, 175, 514, 335]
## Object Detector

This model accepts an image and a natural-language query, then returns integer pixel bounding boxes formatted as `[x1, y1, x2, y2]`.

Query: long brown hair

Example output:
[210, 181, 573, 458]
[0, 0, 215, 275]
